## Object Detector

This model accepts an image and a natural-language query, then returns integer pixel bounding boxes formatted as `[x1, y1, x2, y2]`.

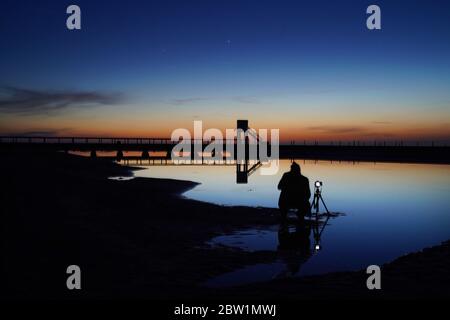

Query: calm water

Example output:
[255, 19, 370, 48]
[130, 160, 450, 286]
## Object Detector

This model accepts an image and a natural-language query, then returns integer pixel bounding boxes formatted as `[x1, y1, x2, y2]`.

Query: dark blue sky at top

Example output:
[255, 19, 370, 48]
[1, 0, 450, 89]
[0, 0, 450, 137]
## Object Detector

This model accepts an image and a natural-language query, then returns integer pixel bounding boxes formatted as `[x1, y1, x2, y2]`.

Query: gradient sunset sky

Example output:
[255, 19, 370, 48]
[1, 0, 449, 143]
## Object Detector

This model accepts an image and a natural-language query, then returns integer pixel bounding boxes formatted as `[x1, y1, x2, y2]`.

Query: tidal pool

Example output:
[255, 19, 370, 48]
[133, 160, 450, 286]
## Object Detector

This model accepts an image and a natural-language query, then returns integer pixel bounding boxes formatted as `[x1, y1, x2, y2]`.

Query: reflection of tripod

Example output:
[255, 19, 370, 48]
[311, 185, 330, 217]
[311, 213, 330, 251]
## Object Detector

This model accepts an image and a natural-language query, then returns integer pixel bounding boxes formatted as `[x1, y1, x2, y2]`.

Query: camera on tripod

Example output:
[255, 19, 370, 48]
[311, 180, 329, 216]
[314, 180, 323, 191]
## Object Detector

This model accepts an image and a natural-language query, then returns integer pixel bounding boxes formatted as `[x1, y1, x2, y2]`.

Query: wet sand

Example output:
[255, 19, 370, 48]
[1, 151, 449, 300]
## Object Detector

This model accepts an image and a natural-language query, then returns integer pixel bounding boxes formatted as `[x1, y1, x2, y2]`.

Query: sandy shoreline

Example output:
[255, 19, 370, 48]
[1, 151, 449, 300]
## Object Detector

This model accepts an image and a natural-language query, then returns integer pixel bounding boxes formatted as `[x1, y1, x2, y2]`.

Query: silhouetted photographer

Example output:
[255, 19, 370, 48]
[277, 162, 311, 222]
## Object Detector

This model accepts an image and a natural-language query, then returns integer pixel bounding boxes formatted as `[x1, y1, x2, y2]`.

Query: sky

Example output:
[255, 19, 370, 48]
[0, 0, 450, 143]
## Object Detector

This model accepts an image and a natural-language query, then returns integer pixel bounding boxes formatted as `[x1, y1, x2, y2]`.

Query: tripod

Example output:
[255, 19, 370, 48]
[311, 186, 330, 218]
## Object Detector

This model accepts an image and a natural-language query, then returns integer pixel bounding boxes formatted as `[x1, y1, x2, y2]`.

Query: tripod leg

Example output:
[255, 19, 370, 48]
[311, 194, 317, 217]
[319, 195, 331, 214]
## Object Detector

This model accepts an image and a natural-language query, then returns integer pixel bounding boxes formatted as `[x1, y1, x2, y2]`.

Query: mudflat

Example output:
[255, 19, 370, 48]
[1, 151, 449, 300]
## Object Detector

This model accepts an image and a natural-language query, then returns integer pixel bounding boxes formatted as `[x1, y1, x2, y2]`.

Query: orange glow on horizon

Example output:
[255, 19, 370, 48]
[1, 115, 449, 143]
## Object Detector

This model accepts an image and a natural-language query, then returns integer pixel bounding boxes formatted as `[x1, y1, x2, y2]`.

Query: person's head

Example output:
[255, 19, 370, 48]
[290, 161, 301, 174]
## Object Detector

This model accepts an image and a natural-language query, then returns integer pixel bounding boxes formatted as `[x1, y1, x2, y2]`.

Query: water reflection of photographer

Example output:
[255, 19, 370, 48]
[276, 223, 312, 277]
[277, 162, 311, 222]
